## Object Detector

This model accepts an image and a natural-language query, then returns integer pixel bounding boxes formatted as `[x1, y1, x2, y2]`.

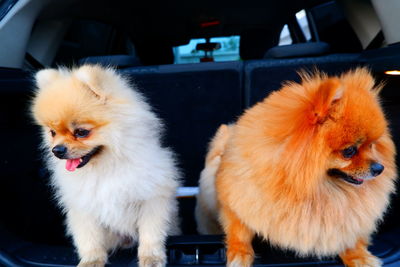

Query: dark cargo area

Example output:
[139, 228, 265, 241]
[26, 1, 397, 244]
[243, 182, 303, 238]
[1, 0, 400, 266]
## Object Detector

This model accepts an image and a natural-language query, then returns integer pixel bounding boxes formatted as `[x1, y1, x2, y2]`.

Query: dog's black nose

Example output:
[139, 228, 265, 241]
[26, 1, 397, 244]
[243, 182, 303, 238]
[370, 162, 384, 177]
[52, 145, 67, 159]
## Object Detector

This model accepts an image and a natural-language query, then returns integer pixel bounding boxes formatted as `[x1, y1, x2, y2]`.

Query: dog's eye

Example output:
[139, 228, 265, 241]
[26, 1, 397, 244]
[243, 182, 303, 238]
[342, 146, 357, 158]
[50, 130, 56, 137]
[74, 128, 90, 138]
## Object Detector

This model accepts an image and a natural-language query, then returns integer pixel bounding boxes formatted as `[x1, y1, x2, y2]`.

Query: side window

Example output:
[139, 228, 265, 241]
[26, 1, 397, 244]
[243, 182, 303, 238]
[0, 0, 19, 21]
[279, 9, 311, 45]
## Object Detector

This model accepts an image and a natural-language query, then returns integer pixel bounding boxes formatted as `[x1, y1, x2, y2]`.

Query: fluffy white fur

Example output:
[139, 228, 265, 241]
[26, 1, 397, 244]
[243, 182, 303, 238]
[195, 155, 222, 235]
[32, 65, 180, 267]
[196, 124, 232, 235]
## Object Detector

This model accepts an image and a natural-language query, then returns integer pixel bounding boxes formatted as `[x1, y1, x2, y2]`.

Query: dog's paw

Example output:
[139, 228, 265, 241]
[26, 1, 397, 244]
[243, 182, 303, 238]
[343, 255, 382, 267]
[138, 255, 166, 267]
[77, 260, 106, 267]
[138, 242, 166, 267]
[227, 252, 254, 267]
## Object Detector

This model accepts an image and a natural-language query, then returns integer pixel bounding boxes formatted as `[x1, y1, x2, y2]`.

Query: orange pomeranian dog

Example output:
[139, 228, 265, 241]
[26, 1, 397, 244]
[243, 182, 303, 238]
[195, 68, 397, 267]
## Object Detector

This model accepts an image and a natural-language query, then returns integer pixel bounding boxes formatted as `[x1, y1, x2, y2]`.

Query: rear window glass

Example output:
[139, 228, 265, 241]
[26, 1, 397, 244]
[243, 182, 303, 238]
[174, 36, 240, 64]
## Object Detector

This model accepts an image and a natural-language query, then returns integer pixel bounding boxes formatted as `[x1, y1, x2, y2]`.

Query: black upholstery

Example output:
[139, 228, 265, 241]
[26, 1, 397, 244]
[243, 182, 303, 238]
[244, 53, 360, 106]
[121, 62, 243, 186]
[373, 73, 400, 233]
[264, 42, 330, 59]
[2, 50, 400, 265]
[0, 68, 67, 245]
[240, 26, 284, 60]
[79, 55, 141, 68]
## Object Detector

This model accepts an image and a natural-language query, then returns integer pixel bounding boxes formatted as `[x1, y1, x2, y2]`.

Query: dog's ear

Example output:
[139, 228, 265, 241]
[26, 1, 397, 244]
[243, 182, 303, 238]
[35, 69, 60, 89]
[309, 77, 343, 124]
[74, 65, 107, 102]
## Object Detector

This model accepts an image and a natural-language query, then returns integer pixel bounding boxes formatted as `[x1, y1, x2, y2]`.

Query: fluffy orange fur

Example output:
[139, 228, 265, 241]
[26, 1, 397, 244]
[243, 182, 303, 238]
[211, 68, 396, 267]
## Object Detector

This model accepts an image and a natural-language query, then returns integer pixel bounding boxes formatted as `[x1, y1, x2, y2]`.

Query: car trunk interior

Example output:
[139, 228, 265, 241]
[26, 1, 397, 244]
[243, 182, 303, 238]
[1, 0, 400, 266]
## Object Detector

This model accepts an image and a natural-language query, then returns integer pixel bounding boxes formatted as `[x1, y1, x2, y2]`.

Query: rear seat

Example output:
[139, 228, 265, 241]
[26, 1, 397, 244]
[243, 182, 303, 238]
[121, 62, 243, 187]
[79, 55, 142, 69]
[0, 68, 67, 246]
[121, 62, 243, 235]
[2, 52, 400, 266]
[244, 53, 361, 106]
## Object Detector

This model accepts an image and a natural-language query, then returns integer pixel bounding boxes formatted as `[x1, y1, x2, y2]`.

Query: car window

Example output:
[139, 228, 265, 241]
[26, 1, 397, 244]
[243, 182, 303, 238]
[0, 0, 18, 21]
[279, 9, 311, 45]
[174, 36, 240, 64]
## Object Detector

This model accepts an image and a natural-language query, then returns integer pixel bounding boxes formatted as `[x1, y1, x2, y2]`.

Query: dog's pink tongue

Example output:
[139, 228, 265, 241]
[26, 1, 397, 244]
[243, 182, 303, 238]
[66, 159, 80, 172]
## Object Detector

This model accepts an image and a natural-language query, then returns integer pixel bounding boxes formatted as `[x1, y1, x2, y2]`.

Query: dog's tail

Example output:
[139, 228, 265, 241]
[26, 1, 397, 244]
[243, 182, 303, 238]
[195, 124, 233, 235]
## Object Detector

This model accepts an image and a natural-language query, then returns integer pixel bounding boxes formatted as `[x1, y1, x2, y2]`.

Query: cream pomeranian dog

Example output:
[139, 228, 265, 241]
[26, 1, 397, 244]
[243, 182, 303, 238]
[31, 65, 180, 267]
